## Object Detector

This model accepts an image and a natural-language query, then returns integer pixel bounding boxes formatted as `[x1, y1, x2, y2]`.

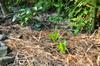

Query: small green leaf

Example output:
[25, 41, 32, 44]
[58, 41, 68, 54]
[49, 31, 61, 42]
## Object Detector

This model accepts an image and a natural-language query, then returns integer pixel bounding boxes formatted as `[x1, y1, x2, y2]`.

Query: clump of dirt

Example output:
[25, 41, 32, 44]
[0, 23, 99, 66]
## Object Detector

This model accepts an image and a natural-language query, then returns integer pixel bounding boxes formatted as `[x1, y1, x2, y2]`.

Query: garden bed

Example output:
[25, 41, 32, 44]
[0, 23, 99, 66]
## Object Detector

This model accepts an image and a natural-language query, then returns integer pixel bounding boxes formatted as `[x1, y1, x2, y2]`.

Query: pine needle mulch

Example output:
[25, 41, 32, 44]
[0, 24, 99, 66]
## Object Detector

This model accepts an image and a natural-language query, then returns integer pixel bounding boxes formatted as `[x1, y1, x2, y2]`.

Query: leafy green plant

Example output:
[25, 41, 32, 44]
[58, 41, 68, 54]
[49, 31, 61, 42]
[69, 17, 86, 35]
[12, 7, 34, 26]
[54, 2, 64, 15]
[33, 0, 52, 12]
[6, 0, 36, 6]
[48, 16, 64, 23]
[4, 0, 98, 35]
[49, 31, 69, 54]
[66, 0, 97, 35]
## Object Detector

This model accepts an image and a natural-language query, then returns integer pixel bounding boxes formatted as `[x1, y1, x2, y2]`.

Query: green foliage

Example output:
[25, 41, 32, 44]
[54, 1, 64, 15]
[66, 0, 96, 34]
[48, 16, 64, 23]
[4, 0, 98, 35]
[33, 0, 64, 15]
[58, 41, 68, 54]
[49, 31, 69, 54]
[49, 31, 61, 42]
[12, 8, 34, 26]
[33, 0, 52, 12]
[70, 17, 86, 35]
[5, 0, 36, 6]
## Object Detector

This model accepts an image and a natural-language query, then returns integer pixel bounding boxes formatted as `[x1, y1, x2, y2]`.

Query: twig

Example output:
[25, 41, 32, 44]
[86, 44, 93, 52]
[32, 35, 39, 42]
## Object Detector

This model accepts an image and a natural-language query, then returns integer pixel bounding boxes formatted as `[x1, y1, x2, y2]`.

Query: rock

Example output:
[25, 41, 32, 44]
[0, 41, 7, 57]
[0, 56, 15, 66]
[0, 34, 8, 41]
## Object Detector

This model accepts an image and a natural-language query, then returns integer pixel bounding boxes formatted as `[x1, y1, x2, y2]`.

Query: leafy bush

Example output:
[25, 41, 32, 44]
[48, 16, 64, 23]
[4, 0, 98, 34]
[53, 1, 64, 15]
[12, 7, 34, 26]
[33, 0, 52, 12]
[66, 0, 96, 34]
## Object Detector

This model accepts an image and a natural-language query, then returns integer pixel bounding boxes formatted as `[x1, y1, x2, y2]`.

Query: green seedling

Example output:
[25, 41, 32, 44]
[49, 31, 61, 42]
[58, 41, 68, 54]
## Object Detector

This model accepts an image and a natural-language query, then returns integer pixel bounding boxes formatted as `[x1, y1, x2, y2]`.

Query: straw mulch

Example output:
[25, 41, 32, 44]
[0, 24, 99, 66]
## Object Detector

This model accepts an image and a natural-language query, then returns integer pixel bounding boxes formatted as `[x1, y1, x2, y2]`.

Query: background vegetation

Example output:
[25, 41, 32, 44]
[1, 0, 100, 35]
